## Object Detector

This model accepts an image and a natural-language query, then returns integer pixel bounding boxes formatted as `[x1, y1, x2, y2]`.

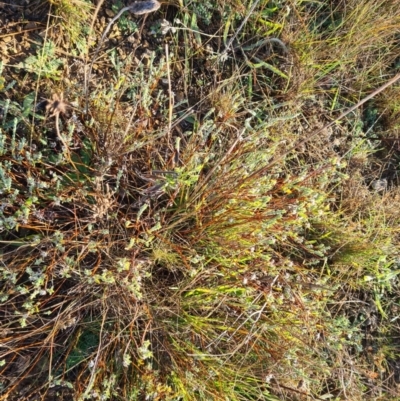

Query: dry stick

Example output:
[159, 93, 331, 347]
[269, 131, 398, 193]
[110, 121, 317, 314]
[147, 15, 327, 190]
[88, 0, 106, 43]
[244, 71, 400, 183]
[84, 0, 106, 111]
[165, 43, 173, 137]
[220, 0, 261, 60]
[84, 1, 161, 115]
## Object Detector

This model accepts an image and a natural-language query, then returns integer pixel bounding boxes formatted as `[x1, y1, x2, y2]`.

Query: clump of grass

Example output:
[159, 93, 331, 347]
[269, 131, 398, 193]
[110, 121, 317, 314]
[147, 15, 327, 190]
[1, 0, 400, 400]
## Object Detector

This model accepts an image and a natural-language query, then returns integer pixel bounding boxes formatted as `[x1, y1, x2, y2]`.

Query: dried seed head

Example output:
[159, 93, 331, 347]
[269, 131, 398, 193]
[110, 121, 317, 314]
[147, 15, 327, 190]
[45, 93, 68, 117]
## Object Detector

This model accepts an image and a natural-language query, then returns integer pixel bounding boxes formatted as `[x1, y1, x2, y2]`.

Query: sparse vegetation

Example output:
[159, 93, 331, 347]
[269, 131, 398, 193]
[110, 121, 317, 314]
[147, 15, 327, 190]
[1, 0, 400, 400]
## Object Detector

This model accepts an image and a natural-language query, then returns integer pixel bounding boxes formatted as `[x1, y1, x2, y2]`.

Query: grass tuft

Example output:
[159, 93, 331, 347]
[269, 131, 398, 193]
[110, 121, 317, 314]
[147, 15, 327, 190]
[1, 0, 400, 400]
